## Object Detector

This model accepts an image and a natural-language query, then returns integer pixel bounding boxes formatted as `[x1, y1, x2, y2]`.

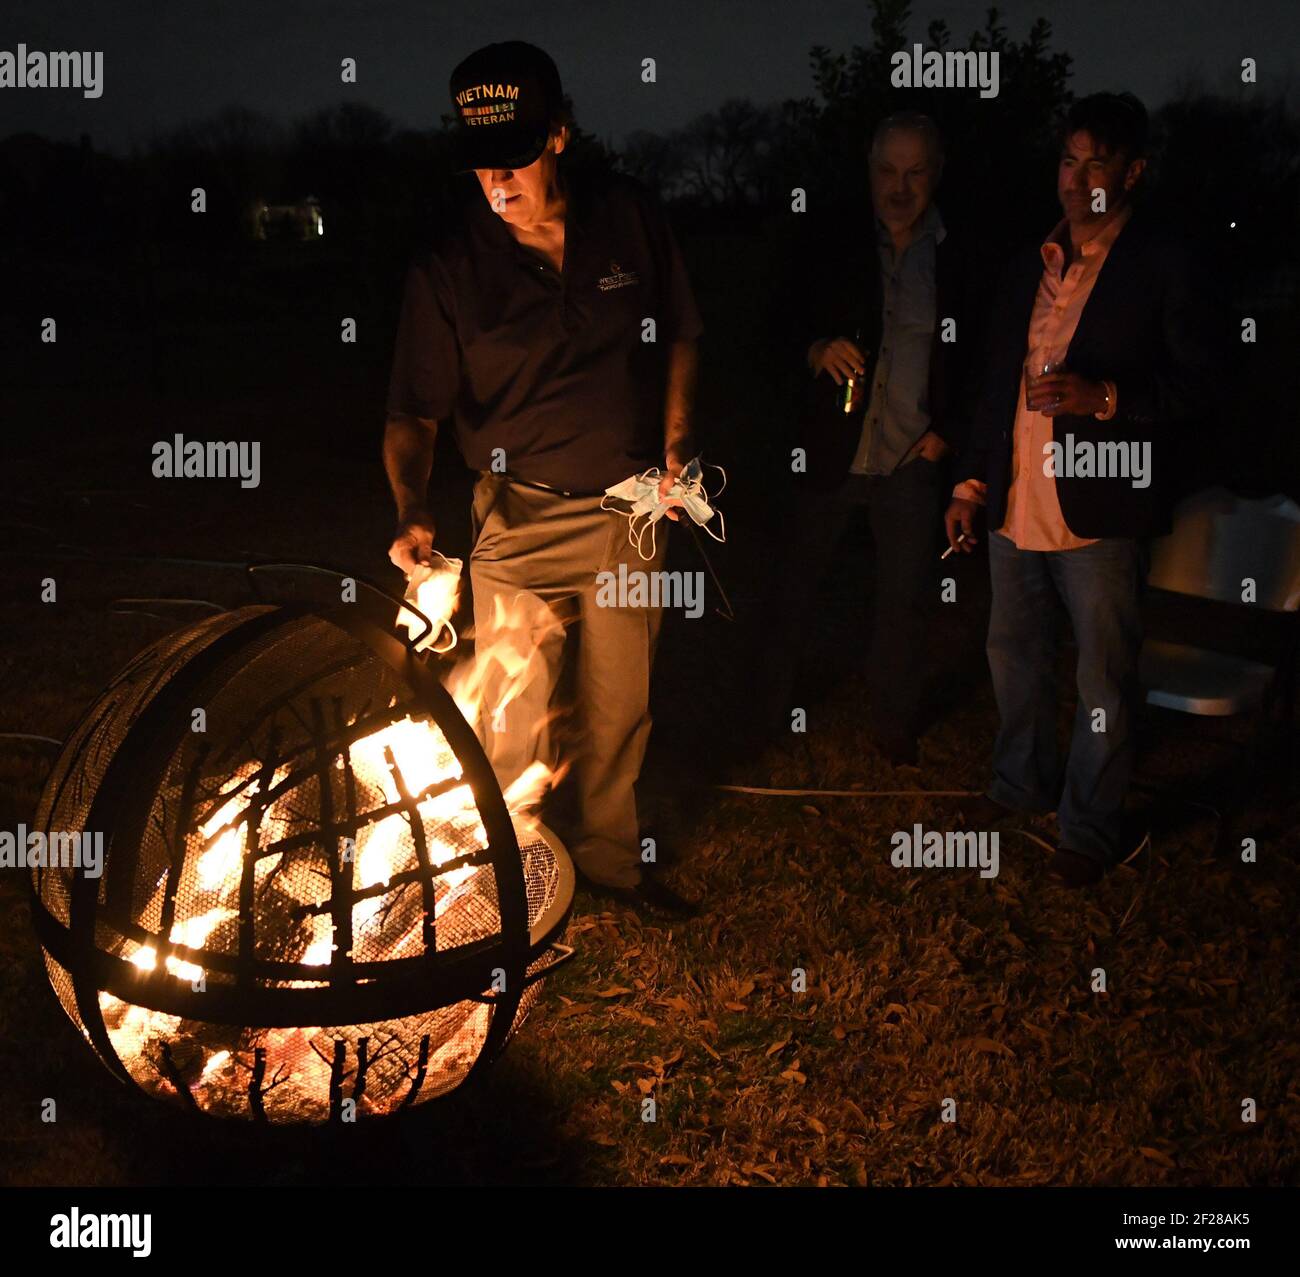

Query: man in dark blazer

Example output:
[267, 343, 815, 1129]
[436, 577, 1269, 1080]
[763, 112, 980, 766]
[945, 92, 1222, 886]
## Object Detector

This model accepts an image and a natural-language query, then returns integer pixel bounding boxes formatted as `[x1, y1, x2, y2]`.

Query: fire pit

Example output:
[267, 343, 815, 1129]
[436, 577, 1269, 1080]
[30, 600, 574, 1122]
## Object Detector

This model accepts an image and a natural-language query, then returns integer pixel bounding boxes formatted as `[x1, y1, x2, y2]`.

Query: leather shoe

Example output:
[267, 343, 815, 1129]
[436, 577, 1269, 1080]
[1048, 846, 1105, 888]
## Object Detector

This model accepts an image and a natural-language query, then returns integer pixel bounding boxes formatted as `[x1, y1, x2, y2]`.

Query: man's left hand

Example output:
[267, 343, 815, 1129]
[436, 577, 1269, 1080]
[1035, 372, 1109, 417]
[902, 431, 950, 464]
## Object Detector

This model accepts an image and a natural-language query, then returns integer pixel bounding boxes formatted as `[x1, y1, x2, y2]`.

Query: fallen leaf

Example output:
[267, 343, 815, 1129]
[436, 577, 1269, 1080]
[1138, 1146, 1177, 1169]
[765, 1038, 791, 1058]
[968, 1036, 1016, 1058]
[554, 1002, 594, 1020]
[594, 985, 634, 999]
[843, 1099, 869, 1130]
[659, 1153, 694, 1166]
[807, 1116, 828, 1136]
[655, 995, 696, 1016]
[619, 1010, 659, 1027]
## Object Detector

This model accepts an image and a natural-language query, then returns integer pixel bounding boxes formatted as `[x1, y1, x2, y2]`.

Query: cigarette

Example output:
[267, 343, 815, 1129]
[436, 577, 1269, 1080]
[940, 533, 967, 560]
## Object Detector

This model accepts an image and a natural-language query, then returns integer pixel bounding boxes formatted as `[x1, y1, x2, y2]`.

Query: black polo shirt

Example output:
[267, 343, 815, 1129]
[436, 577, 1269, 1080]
[387, 171, 703, 494]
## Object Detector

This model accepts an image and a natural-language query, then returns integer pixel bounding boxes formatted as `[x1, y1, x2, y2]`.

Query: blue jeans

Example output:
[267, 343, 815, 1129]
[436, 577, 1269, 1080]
[986, 531, 1145, 863]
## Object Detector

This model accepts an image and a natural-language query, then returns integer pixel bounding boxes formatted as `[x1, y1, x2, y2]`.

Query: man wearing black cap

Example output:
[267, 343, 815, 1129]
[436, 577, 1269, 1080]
[384, 41, 703, 916]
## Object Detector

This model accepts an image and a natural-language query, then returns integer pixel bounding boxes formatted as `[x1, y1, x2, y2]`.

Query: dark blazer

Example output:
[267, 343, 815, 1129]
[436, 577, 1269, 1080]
[784, 207, 983, 492]
[958, 209, 1224, 539]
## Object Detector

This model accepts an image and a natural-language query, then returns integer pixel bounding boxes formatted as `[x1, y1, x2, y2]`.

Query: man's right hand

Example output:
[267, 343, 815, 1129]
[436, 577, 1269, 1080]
[943, 498, 981, 553]
[388, 510, 437, 574]
[808, 336, 867, 385]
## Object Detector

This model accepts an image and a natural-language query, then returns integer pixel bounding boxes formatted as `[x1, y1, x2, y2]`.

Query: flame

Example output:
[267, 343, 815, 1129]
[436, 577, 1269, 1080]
[201, 1050, 230, 1079]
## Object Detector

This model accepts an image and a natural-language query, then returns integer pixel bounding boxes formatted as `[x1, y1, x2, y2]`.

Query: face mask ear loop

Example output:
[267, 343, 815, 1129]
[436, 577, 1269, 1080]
[630, 511, 658, 561]
[625, 510, 644, 559]
[429, 622, 459, 655]
[702, 461, 727, 500]
[603, 492, 646, 558]
[700, 507, 727, 544]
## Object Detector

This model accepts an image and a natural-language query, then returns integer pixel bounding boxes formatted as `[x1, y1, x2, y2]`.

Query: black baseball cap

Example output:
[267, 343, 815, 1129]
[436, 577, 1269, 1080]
[449, 41, 564, 172]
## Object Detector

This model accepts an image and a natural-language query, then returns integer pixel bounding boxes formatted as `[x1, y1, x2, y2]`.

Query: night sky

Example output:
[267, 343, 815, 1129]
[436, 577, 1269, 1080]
[4, 0, 1298, 152]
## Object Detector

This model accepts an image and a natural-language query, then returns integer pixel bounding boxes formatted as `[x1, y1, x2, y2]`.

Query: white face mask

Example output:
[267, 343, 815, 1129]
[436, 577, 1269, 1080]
[397, 552, 464, 653]
[601, 457, 727, 560]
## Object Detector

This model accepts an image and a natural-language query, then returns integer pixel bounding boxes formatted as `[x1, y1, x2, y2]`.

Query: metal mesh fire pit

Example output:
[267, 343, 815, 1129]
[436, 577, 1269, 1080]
[30, 600, 574, 1122]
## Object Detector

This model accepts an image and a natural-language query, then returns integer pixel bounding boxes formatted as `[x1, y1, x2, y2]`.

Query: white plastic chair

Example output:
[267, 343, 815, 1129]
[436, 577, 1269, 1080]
[1142, 488, 1300, 715]
[1138, 488, 1300, 844]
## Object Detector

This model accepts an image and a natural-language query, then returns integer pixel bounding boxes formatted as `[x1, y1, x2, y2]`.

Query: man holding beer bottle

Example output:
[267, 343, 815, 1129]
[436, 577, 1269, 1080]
[763, 112, 978, 766]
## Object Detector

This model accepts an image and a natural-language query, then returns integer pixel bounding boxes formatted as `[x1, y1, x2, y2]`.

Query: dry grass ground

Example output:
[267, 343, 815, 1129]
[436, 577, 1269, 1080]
[1, 399, 1296, 1188]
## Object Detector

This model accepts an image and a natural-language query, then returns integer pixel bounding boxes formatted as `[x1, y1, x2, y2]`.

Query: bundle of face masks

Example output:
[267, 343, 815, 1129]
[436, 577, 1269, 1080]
[601, 457, 727, 561]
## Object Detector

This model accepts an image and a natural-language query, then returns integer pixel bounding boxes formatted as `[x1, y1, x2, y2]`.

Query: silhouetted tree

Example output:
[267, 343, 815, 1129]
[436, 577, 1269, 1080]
[792, 1, 1074, 252]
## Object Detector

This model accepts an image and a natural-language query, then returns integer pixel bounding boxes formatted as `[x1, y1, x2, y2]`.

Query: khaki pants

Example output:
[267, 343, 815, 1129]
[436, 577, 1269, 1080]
[468, 473, 666, 888]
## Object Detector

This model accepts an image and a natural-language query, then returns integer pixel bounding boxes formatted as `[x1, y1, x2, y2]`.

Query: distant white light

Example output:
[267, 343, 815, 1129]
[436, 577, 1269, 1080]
[1229, 221, 1237, 229]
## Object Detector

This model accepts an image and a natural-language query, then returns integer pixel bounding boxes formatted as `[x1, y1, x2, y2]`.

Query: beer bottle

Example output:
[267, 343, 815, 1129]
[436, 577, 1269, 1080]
[842, 327, 864, 414]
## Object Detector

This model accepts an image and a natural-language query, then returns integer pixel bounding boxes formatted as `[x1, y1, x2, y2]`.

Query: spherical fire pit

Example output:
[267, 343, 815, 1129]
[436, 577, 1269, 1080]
[30, 603, 574, 1122]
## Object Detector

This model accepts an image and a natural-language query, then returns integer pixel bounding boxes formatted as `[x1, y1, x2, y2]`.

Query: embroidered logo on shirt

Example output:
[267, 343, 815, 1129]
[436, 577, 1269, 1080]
[597, 259, 641, 291]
